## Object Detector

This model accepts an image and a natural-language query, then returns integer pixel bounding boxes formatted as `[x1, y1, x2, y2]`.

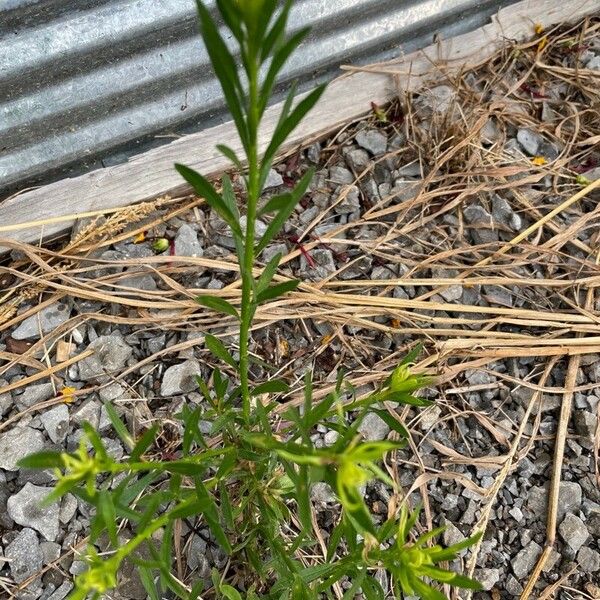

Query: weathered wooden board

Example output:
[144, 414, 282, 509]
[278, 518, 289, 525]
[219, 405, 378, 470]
[0, 0, 597, 247]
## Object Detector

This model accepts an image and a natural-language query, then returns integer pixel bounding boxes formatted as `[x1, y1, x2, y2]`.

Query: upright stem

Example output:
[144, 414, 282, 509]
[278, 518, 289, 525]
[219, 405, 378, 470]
[239, 46, 261, 424]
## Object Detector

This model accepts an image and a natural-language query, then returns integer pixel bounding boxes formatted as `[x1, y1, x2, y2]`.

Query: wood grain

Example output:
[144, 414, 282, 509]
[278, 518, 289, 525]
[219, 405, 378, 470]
[0, 0, 596, 247]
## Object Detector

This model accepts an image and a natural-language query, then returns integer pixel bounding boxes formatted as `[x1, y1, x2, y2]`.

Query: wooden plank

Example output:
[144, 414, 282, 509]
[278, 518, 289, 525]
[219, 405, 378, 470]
[0, 0, 597, 247]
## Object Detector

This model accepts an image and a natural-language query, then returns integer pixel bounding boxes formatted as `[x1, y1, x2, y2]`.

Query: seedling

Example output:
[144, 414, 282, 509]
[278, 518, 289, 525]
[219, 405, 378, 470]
[21, 2, 481, 598]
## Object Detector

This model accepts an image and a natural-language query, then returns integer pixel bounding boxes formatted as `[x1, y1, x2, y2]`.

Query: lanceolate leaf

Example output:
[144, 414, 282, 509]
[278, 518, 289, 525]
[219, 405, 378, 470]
[260, 0, 293, 62]
[216, 144, 243, 170]
[259, 27, 310, 117]
[263, 84, 327, 168]
[175, 164, 243, 239]
[205, 334, 238, 370]
[251, 379, 290, 395]
[196, 295, 240, 320]
[17, 451, 64, 470]
[256, 252, 282, 293]
[256, 168, 314, 253]
[195, 1, 248, 149]
[255, 279, 299, 304]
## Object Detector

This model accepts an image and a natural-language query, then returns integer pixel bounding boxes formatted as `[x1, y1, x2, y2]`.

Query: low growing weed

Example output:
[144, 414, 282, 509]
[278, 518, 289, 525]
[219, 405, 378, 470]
[21, 1, 481, 598]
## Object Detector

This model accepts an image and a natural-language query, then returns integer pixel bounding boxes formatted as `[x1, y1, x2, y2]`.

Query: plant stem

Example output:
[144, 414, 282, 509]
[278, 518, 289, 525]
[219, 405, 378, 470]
[239, 47, 261, 425]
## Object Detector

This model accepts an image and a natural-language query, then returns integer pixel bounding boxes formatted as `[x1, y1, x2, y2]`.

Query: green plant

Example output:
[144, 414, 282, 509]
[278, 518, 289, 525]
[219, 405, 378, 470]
[20, 2, 481, 598]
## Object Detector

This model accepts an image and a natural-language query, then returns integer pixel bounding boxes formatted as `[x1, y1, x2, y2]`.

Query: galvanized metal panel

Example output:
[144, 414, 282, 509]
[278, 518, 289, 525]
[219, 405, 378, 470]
[0, 0, 518, 197]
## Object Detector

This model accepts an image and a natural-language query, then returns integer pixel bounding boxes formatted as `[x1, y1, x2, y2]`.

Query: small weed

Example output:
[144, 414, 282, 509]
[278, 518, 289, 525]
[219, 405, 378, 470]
[20, 1, 481, 598]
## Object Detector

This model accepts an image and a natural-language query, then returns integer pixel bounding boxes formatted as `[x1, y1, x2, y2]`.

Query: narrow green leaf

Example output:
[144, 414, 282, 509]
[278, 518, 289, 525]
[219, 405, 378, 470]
[175, 164, 242, 239]
[138, 566, 160, 600]
[195, 2, 248, 149]
[98, 490, 118, 545]
[221, 174, 240, 221]
[217, 144, 243, 169]
[17, 451, 64, 470]
[103, 402, 134, 450]
[258, 81, 297, 191]
[408, 575, 446, 600]
[257, 192, 291, 217]
[256, 252, 282, 294]
[361, 576, 385, 600]
[82, 422, 108, 461]
[220, 584, 242, 600]
[215, 0, 243, 42]
[218, 480, 234, 529]
[263, 84, 327, 168]
[260, 0, 294, 62]
[380, 390, 433, 407]
[256, 279, 299, 303]
[194, 476, 232, 553]
[189, 580, 205, 600]
[130, 425, 159, 461]
[296, 464, 313, 534]
[205, 334, 237, 369]
[251, 379, 289, 396]
[449, 574, 483, 590]
[196, 295, 239, 319]
[259, 27, 310, 117]
[400, 342, 423, 366]
[256, 168, 314, 253]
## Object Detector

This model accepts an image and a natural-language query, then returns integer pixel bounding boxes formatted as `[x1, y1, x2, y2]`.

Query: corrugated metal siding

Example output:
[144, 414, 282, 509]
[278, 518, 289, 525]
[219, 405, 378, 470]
[0, 0, 518, 197]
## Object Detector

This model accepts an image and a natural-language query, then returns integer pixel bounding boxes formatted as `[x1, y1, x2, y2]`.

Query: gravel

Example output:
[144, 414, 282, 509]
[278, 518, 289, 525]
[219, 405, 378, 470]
[160, 360, 202, 396]
[0, 426, 46, 471]
[355, 129, 387, 156]
[7, 483, 61, 542]
[577, 546, 600, 572]
[516, 128, 543, 155]
[5, 528, 44, 584]
[558, 513, 589, 553]
[358, 412, 390, 441]
[78, 335, 133, 382]
[40, 404, 70, 444]
[511, 541, 542, 579]
[174, 224, 204, 258]
[12, 302, 72, 340]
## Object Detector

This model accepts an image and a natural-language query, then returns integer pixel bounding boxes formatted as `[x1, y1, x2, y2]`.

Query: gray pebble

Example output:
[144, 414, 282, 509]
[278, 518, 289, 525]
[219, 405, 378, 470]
[16, 383, 55, 410]
[174, 224, 203, 258]
[78, 335, 133, 382]
[7, 483, 61, 541]
[12, 302, 72, 340]
[71, 400, 101, 429]
[6, 527, 44, 583]
[0, 426, 46, 471]
[516, 128, 542, 156]
[45, 582, 73, 600]
[345, 148, 370, 172]
[40, 404, 70, 444]
[476, 568, 500, 591]
[264, 168, 284, 189]
[119, 269, 158, 292]
[558, 513, 589, 553]
[355, 129, 387, 156]
[311, 482, 337, 505]
[577, 546, 600, 572]
[574, 410, 596, 439]
[160, 360, 201, 396]
[300, 248, 336, 280]
[329, 165, 354, 185]
[358, 412, 390, 441]
[492, 194, 522, 230]
[511, 540, 542, 578]
[59, 494, 78, 524]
